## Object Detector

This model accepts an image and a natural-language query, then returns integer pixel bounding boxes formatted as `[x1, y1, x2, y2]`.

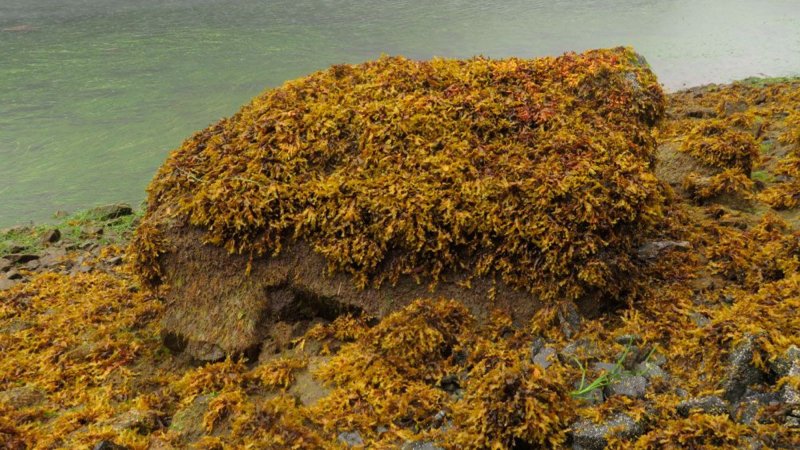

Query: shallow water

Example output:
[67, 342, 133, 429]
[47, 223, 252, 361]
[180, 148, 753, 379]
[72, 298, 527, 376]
[1, 0, 799, 226]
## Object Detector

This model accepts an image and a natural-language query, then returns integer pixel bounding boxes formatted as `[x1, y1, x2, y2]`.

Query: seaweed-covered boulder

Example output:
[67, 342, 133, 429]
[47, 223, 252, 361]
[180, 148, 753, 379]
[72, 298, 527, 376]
[131, 47, 666, 358]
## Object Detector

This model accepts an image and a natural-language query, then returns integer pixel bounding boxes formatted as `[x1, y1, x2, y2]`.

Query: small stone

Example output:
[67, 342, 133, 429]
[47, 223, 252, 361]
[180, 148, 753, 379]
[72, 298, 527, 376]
[106, 256, 123, 266]
[6, 269, 22, 280]
[560, 339, 600, 367]
[558, 301, 581, 339]
[604, 375, 647, 399]
[684, 107, 716, 119]
[781, 384, 800, 406]
[40, 229, 61, 244]
[170, 394, 212, 441]
[109, 409, 159, 433]
[722, 335, 765, 403]
[572, 383, 604, 405]
[337, 431, 364, 447]
[0, 258, 10, 272]
[88, 203, 133, 221]
[39, 248, 66, 268]
[24, 259, 40, 270]
[769, 345, 800, 379]
[570, 413, 644, 449]
[53, 210, 69, 218]
[614, 334, 642, 346]
[83, 226, 104, 237]
[3, 253, 39, 265]
[634, 361, 668, 380]
[637, 240, 691, 260]
[0, 319, 34, 334]
[185, 340, 226, 363]
[402, 441, 443, 450]
[0, 278, 18, 290]
[532, 347, 557, 369]
[92, 440, 128, 450]
[591, 362, 620, 374]
[689, 312, 711, 327]
[0, 385, 46, 408]
[439, 374, 460, 394]
[677, 396, 728, 417]
[530, 336, 545, 359]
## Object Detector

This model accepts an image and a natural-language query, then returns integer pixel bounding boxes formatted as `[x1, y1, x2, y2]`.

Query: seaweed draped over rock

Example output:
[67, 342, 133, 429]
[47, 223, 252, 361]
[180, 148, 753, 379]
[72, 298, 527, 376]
[132, 47, 666, 306]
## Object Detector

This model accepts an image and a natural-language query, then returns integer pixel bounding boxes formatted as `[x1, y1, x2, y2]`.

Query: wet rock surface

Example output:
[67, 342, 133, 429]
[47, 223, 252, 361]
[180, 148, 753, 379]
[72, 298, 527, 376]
[570, 413, 644, 449]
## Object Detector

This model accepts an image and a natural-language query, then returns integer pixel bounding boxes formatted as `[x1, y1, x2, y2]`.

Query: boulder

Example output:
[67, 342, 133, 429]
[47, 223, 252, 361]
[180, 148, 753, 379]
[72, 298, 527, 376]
[88, 203, 133, 221]
[130, 48, 667, 359]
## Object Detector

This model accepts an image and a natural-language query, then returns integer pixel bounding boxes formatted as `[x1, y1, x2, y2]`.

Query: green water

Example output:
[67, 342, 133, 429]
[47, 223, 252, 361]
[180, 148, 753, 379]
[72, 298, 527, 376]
[1, 0, 799, 226]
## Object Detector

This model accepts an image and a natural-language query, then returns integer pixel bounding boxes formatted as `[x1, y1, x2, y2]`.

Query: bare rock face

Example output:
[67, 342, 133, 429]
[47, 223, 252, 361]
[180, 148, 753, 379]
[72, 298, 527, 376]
[131, 48, 667, 360]
[156, 227, 543, 359]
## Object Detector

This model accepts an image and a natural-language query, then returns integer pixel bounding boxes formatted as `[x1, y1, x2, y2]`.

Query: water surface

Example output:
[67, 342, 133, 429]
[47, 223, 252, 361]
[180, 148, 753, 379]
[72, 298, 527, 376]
[1, 0, 799, 226]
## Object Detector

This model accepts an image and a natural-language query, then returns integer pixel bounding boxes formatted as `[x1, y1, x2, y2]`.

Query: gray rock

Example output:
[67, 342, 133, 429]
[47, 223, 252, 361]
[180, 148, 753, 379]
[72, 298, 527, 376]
[0, 319, 34, 334]
[24, 259, 40, 270]
[93, 440, 128, 450]
[558, 301, 581, 339]
[533, 347, 558, 369]
[530, 336, 546, 359]
[591, 362, 620, 374]
[88, 203, 133, 221]
[722, 335, 765, 403]
[3, 253, 39, 265]
[0, 385, 46, 408]
[677, 396, 728, 417]
[570, 413, 644, 450]
[170, 394, 212, 441]
[604, 375, 647, 399]
[185, 340, 226, 363]
[769, 345, 800, 379]
[734, 391, 781, 425]
[781, 384, 800, 406]
[634, 361, 668, 380]
[40, 228, 61, 244]
[572, 383, 604, 405]
[689, 312, 711, 327]
[0, 258, 11, 272]
[39, 248, 66, 268]
[684, 107, 716, 119]
[106, 256, 123, 266]
[109, 409, 158, 432]
[6, 269, 22, 280]
[0, 278, 19, 291]
[402, 441, 443, 450]
[614, 334, 642, 346]
[337, 431, 364, 447]
[637, 240, 691, 260]
[560, 339, 600, 367]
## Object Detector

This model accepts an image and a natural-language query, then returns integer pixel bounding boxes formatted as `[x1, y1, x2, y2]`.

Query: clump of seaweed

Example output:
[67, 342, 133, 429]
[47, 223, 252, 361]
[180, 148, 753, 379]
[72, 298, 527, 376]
[132, 47, 667, 304]
[681, 119, 760, 174]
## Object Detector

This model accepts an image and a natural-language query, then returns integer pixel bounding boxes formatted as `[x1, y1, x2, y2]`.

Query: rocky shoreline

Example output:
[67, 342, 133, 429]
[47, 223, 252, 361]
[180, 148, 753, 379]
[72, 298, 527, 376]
[2, 75, 800, 449]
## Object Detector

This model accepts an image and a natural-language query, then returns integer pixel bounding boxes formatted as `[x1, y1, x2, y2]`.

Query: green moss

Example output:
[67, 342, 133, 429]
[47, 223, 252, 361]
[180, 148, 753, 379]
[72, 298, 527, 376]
[0, 208, 141, 256]
[751, 171, 773, 183]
